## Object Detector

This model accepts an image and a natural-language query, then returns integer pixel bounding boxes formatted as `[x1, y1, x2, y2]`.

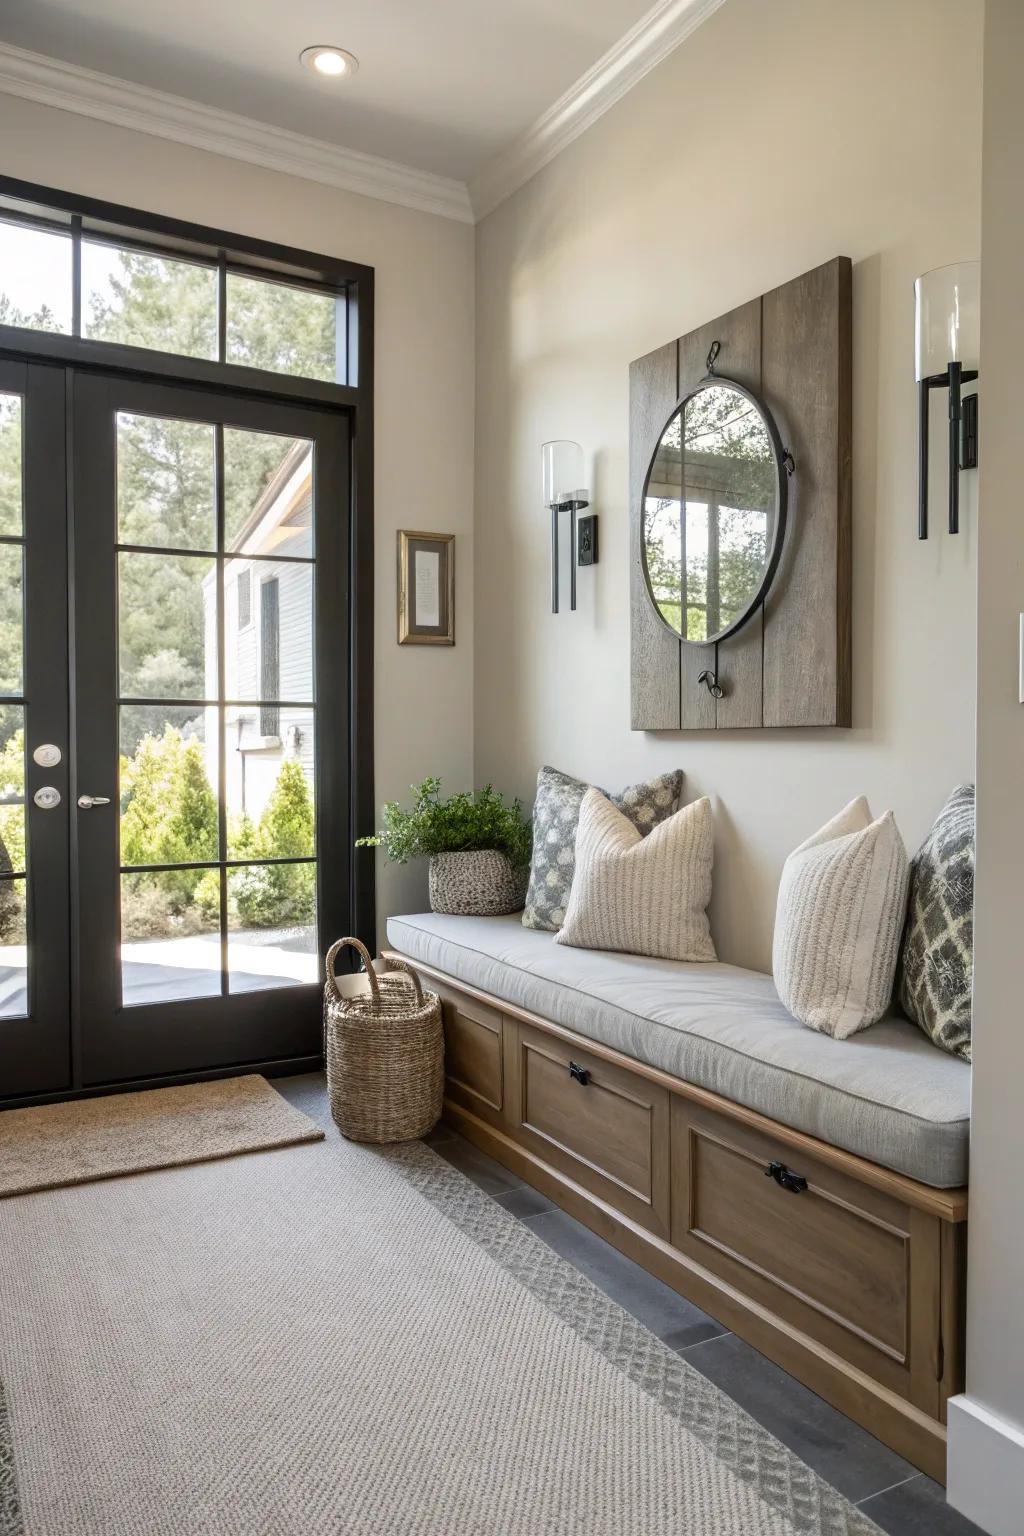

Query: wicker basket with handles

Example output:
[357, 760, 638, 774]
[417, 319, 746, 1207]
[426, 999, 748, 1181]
[323, 937, 443, 1143]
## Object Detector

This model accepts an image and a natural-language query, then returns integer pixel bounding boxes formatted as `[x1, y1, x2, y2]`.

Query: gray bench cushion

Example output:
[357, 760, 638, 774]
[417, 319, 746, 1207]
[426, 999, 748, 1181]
[386, 912, 970, 1188]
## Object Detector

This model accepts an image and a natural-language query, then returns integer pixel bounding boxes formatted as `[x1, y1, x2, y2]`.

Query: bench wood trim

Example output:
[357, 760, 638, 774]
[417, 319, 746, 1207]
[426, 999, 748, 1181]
[383, 951, 967, 1223]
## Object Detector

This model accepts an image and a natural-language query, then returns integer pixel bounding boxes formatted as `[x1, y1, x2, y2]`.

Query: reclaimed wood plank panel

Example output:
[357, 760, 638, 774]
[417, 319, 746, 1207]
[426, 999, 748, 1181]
[762, 257, 853, 727]
[630, 340, 681, 729]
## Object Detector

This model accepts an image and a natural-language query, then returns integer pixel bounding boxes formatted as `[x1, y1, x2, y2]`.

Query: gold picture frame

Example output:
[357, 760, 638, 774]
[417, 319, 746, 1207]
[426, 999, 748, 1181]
[397, 530, 455, 645]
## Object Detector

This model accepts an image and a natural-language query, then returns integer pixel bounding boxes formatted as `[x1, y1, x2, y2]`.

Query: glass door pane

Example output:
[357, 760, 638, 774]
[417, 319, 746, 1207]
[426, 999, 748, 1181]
[0, 703, 27, 1019]
[72, 373, 349, 1086]
[1, 395, 35, 1019]
[112, 412, 320, 1008]
[0, 393, 25, 1024]
[0, 391, 23, 534]
[222, 428, 317, 995]
[119, 703, 221, 1006]
[0, 361, 72, 1100]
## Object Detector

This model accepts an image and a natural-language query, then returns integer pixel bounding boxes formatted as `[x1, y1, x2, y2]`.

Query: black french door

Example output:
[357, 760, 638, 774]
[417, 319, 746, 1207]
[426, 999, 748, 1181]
[0, 365, 353, 1097]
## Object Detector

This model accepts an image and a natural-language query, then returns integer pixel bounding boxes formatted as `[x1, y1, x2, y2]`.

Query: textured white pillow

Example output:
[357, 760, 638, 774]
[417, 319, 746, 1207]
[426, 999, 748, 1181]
[773, 797, 910, 1039]
[555, 789, 716, 962]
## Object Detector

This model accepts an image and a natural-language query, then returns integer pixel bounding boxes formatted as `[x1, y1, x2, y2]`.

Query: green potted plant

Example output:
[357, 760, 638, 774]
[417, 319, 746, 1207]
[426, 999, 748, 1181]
[356, 777, 532, 916]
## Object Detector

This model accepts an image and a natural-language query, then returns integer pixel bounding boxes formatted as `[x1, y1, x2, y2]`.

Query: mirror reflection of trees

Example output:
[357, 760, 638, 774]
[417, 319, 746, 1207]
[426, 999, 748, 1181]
[643, 383, 777, 643]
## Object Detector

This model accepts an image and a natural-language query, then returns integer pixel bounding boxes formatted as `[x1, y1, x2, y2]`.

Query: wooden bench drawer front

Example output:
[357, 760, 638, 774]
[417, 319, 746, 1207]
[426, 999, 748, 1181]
[673, 1102, 918, 1389]
[516, 1024, 670, 1237]
[436, 985, 505, 1126]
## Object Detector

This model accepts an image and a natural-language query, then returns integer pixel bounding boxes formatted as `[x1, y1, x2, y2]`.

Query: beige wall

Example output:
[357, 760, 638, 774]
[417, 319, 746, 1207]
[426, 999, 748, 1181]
[0, 92, 475, 939]
[474, 0, 982, 972]
[948, 2, 1024, 1529]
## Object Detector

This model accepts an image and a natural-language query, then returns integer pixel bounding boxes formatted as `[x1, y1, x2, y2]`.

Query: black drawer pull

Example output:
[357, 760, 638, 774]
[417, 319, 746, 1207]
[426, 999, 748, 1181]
[568, 1061, 590, 1086]
[765, 1160, 808, 1194]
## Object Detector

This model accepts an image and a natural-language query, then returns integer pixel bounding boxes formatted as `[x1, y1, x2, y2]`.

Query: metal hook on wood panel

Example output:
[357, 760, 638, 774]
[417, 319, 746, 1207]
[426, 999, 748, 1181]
[698, 669, 725, 700]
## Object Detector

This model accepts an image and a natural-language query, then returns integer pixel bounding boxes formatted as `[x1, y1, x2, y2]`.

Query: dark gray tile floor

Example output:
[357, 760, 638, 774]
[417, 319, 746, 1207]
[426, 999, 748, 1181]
[276, 1075, 986, 1536]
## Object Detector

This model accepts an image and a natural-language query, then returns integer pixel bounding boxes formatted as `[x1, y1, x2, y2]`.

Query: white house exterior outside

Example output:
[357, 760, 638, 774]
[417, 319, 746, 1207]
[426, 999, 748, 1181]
[202, 437, 316, 830]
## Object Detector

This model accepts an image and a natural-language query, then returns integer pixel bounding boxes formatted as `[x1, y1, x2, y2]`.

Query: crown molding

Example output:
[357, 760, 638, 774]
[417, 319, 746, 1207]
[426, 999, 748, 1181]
[0, 42, 475, 225]
[469, 0, 728, 219]
[0, 4, 726, 231]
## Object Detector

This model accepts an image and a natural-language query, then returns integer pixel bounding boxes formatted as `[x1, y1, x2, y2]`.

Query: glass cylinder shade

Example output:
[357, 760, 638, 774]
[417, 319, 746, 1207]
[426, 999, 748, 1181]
[542, 440, 586, 509]
[914, 261, 980, 381]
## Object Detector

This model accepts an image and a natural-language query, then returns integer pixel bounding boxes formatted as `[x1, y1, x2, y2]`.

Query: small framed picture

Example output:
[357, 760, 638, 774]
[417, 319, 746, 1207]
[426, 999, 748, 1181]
[397, 530, 455, 645]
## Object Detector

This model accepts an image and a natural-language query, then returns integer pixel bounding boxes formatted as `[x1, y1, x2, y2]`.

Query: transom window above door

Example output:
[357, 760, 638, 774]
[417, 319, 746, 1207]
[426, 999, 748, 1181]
[0, 190, 352, 385]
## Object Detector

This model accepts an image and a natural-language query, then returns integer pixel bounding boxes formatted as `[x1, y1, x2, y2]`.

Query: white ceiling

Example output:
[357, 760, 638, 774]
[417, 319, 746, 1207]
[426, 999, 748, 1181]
[0, 0, 656, 183]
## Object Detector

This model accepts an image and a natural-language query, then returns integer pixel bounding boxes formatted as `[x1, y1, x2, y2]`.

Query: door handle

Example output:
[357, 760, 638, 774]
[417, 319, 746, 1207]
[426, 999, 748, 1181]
[77, 795, 111, 809]
[568, 1060, 590, 1086]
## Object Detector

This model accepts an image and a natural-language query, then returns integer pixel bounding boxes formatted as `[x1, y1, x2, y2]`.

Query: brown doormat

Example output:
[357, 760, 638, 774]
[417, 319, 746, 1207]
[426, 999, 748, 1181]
[0, 1074, 324, 1198]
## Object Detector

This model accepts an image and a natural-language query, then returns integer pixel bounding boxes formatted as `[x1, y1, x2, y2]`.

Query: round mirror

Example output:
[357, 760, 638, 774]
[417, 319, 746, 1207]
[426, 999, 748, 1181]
[641, 378, 787, 644]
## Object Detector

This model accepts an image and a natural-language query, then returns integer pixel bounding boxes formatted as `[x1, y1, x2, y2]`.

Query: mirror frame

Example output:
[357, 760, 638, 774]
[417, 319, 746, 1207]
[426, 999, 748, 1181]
[640, 374, 790, 646]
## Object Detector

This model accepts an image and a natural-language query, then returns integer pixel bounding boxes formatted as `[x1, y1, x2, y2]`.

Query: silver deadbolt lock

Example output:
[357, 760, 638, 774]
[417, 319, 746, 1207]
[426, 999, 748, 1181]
[33, 786, 61, 810]
[32, 744, 62, 768]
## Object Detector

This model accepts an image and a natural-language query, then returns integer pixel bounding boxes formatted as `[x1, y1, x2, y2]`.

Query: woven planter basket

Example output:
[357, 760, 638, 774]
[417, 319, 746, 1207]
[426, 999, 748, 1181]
[428, 849, 528, 916]
[323, 937, 443, 1144]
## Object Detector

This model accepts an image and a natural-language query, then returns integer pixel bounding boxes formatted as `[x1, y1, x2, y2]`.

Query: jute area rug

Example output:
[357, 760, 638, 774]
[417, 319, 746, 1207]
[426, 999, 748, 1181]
[0, 1075, 323, 1198]
[0, 1126, 882, 1535]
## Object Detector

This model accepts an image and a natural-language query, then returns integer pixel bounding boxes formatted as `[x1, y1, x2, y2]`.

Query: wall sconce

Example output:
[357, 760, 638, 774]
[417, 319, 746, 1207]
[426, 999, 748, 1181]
[914, 261, 979, 538]
[542, 440, 591, 612]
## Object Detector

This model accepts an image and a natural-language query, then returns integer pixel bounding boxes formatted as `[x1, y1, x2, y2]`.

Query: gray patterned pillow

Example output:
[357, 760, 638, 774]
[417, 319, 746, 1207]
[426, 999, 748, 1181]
[898, 785, 974, 1061]
[522, 766, 683, 931]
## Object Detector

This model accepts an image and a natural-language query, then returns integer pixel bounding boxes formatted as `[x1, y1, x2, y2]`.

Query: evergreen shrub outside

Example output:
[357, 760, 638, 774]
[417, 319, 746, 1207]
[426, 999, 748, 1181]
[119, 727, 315, 940]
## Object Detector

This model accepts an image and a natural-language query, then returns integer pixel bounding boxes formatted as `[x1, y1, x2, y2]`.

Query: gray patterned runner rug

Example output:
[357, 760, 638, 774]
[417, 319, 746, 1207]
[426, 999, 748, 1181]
[0, 1132, 881, 1535]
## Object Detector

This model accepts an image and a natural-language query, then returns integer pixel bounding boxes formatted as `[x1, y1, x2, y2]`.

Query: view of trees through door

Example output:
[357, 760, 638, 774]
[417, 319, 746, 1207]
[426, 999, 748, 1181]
[0, 251, 335, 1001]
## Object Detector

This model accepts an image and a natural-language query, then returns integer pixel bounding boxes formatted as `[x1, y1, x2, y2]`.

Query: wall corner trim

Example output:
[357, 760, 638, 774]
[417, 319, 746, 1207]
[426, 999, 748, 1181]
[469, 0, 728, 219]
[947, 1394, 1024, 1536]
[0, 42, 475, 225]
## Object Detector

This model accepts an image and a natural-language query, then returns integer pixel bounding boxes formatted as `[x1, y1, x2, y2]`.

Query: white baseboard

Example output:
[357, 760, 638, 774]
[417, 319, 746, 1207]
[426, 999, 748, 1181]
[947, 1394, 1024, 1536]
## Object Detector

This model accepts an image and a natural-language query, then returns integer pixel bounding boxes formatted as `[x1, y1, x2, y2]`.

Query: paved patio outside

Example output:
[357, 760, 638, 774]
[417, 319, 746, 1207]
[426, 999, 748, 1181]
[0, 927, 317, 1016]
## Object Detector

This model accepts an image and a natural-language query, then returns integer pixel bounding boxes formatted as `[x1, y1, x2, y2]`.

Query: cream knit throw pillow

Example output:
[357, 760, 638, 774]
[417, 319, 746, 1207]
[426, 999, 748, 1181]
[772, 797, 910, 1039]
[555, 789, 716, 962]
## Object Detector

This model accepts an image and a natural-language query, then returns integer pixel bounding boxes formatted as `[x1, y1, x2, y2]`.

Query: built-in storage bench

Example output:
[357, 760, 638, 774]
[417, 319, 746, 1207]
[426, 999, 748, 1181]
[385, 913, 970, 1483]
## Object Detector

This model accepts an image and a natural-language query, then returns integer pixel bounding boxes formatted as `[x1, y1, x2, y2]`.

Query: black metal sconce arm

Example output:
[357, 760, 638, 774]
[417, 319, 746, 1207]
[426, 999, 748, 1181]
[918, 364, 979, 539]
[549, 494, 590, 613]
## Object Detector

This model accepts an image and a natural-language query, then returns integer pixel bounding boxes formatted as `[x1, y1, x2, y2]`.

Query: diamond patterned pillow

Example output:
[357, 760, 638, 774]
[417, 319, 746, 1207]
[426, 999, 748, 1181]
[898, 785, 974, 1061]
[522, 765, 683, 932]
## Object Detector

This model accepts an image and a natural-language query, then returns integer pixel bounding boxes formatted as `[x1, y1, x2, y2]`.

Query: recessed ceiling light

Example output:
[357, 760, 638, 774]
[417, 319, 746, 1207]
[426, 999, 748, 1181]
[299, 45, 359, 79]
